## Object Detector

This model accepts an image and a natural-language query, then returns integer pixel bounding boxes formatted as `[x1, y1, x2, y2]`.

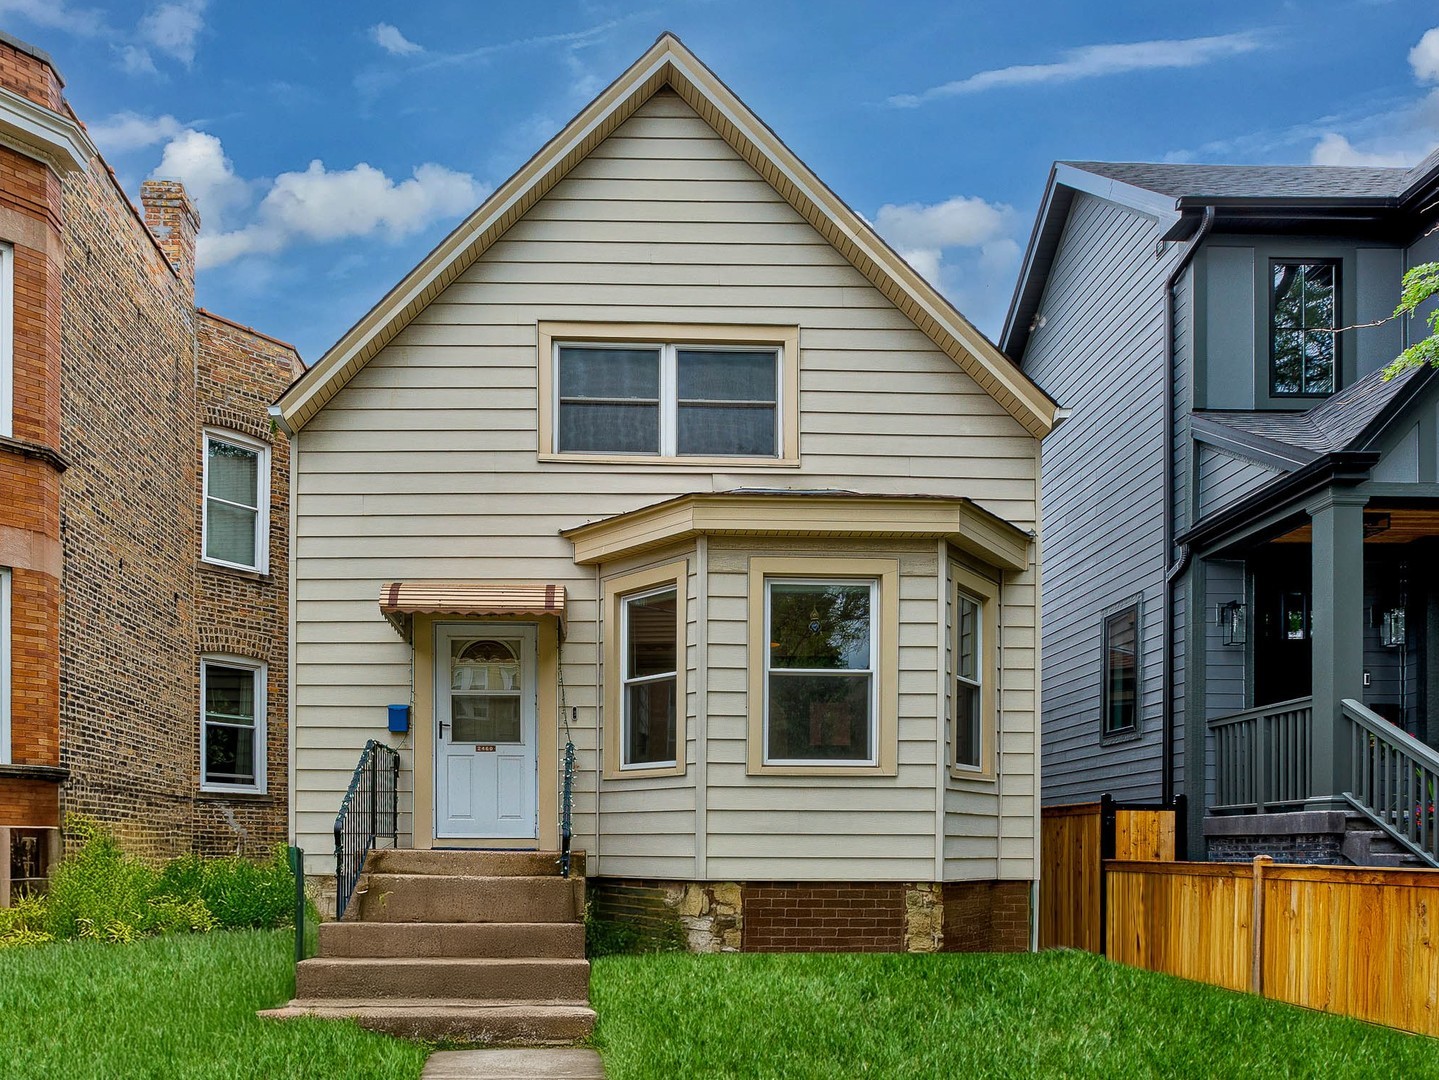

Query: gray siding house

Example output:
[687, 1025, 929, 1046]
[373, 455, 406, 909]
[1006, 152, 1439, 865]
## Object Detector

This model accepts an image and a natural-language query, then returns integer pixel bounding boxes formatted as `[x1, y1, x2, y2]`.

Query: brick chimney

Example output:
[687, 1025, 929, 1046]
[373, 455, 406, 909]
[140, 179, 200, 293]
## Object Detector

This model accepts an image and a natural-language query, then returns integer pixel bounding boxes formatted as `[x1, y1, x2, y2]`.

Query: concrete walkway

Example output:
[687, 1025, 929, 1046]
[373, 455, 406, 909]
[422, 1048, 606, 1079]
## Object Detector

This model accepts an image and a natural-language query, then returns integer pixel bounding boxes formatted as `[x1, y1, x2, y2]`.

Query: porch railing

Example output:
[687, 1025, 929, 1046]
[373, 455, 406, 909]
[334, 740, 400, 919]
[1209, 696, 1313, 813]
[1344, 699, 1439, 868]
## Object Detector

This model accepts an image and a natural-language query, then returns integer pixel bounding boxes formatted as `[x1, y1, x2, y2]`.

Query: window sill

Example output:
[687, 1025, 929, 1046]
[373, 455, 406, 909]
[200, 558, 271, 583]
[949, 765, 997, 783]
[198, 785, 269, 798]
[1100, 726, 1143, 747]
[602, 763, 685, 781]
[539, 452, 800, 469]
[748, 763, 894, 778]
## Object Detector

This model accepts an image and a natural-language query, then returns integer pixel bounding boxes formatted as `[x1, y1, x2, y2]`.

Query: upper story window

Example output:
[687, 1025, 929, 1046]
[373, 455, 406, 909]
[557, 343, 778, 457]
[0, 244, 13, 440]
[1271, 261, 1338, 397]
[538, 323, 800, 465]
[203, 429, 270, 573]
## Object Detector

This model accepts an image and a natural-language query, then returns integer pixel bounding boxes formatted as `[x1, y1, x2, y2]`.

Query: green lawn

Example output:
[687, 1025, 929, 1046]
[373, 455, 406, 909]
[590, 950, 1439, 1079]
[0, 930, 428, 1080]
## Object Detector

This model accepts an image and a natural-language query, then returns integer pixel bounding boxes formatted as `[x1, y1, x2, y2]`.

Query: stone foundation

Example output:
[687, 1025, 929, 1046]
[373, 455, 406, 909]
[588, 877, 1031, 953]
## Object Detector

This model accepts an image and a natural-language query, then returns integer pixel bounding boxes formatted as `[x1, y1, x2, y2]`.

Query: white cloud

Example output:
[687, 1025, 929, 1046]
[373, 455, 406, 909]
[200, 157, 486, 268]
[873, 195, 1019, 338]
[889, 32, 1264, 106]
[138, 0, 207, 67]
[89, 112, 186, 153]
[371, 22, 423, 57]
[116, 44, 159, 76]
[151, 129, 250, 231]
[1309, 133, 1415, 167]
[0, 0, 107, 35]
[1411, 27, 1439, 84]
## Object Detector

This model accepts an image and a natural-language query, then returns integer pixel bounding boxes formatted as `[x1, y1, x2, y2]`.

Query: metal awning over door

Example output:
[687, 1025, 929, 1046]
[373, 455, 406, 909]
[379, 582, 566, 640]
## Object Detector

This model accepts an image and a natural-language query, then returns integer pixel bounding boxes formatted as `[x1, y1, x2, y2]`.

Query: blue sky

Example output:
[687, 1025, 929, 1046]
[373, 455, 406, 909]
[6, 1, 1439, 361]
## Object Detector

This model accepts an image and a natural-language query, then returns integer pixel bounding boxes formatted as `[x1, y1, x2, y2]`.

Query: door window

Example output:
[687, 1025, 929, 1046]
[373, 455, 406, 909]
[449, 638, 522, 743]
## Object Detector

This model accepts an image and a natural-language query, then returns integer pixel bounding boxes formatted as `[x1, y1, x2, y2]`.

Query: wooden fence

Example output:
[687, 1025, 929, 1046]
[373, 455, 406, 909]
[1039, 796, 1184, 951]
[1106, 857, 1439, 1037]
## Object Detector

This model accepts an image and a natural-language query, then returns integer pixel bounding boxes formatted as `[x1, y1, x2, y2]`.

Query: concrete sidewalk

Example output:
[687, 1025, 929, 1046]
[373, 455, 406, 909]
[422, 1048, 606, 1079]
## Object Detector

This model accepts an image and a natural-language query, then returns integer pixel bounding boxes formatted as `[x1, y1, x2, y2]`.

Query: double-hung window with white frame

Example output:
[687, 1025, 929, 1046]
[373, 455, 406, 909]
[0, 243, 13, 440]
[620, 585, 679, 769]
[554, 342, 780, 458]
[200, 656, 266, 793]
[763, 578, 878, 765]
[203, 429, 270, 573]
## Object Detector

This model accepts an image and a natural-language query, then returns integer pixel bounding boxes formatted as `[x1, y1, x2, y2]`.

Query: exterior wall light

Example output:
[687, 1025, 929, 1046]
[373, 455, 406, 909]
[1219, 600, 1246, 647]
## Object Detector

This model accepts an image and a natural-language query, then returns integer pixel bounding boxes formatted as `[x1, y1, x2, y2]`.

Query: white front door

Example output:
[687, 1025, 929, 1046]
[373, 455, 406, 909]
[435, 623, 538, 839]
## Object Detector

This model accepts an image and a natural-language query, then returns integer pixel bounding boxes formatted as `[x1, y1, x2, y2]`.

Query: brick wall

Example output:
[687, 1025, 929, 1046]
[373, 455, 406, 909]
[0, 43, 65, 835]
[57, 134, 200, 859]
[191, 312, 297, 855]
[1208, 833, 1343, 865]
[941, 881, 1030, 953]
[743, 883, 907, 952]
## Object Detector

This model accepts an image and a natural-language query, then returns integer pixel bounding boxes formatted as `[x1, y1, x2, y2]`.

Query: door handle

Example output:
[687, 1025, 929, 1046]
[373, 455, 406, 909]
[438, 721, 450, 738]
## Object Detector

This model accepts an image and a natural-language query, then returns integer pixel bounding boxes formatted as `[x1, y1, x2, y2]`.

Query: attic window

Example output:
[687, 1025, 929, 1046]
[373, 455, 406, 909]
[1270, 261, 1337, 397]
[538, 323, 800, 465]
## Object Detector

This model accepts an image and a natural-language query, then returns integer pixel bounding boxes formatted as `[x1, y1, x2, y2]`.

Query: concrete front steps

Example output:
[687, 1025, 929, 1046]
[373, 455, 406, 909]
[262, 850, 593, 1045]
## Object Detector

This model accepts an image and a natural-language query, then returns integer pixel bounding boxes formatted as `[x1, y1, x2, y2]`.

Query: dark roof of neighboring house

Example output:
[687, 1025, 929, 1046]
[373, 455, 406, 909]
[1058, 161, 1409, 201]
[1002, 145, 1439, 360]
[1195, 364, 1433, 461]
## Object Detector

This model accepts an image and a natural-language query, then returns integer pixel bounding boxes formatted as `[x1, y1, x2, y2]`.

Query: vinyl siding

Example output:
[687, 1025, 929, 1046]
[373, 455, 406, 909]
[290, 89, 1040, 881]
[1020, 192, 1167, 804]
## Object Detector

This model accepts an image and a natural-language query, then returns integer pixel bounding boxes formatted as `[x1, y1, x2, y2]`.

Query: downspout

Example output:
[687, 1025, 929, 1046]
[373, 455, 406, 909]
[1161, 206, 1216, 804]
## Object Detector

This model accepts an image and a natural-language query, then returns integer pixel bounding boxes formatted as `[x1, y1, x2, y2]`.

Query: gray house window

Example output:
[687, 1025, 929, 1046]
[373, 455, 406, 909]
[1270, 261, 1338, 397]
[1102, 604, 1139, 735]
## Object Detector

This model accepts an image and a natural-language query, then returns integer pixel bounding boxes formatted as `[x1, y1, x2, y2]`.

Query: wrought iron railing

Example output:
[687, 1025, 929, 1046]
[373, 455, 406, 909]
[1209, 696, 1313, 813]
[560, 736, 575, 878]
[334, 740, 400, 919]
[1344, 699, 1439, 868]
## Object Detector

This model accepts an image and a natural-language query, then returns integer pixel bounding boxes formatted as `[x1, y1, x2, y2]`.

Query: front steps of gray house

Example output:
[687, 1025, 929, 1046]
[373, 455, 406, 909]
[262, 850, 594, 1045]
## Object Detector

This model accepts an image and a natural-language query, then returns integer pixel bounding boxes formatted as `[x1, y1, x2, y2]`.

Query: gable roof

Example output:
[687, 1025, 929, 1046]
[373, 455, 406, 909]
[273, 32, 1057, 438]
[1002, 148, 1439, 360]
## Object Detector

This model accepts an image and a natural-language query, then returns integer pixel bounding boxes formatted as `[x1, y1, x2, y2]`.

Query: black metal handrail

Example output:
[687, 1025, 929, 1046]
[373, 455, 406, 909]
[334, 740, 400, 918]
[560, 736, 575, 878]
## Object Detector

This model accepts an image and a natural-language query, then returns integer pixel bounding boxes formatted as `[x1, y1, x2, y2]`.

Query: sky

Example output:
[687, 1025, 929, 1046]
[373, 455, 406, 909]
[5, 1, 1439, 362]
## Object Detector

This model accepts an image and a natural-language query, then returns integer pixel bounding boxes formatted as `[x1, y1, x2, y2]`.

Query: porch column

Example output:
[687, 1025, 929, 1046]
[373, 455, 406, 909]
[1306, 488, 1367, 809]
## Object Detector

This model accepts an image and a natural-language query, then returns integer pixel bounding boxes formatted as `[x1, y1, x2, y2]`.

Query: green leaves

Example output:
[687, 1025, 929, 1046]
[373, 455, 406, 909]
[1385, 261, 1439, 379]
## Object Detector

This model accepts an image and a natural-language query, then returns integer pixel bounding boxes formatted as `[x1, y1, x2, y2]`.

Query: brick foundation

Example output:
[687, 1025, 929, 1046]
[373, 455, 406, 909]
[589, 878, 1032, 953]
[1203, 811, 1348, 865]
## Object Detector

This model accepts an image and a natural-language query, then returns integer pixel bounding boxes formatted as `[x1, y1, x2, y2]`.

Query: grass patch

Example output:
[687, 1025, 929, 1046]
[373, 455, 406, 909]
[0, 929, 428, 1080]
[591, 950, 1439, 1079]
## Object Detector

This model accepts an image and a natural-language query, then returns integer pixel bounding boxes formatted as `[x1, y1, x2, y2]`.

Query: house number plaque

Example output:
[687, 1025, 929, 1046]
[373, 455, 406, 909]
[475, 744, 496, 753]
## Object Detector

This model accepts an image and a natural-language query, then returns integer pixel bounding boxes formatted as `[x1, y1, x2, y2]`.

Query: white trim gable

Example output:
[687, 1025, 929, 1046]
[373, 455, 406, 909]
[274, 33, 1057, 439]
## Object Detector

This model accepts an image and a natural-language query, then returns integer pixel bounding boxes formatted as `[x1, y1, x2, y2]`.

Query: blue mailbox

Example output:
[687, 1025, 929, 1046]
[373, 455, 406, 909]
[387, 704, 411, 734]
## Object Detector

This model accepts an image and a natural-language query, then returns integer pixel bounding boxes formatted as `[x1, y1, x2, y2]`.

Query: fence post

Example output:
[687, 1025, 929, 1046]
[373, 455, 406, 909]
[1099, 793, 1116, 955]
[1172, 793, 1189, 860]
[1250, 855, 1272, 996]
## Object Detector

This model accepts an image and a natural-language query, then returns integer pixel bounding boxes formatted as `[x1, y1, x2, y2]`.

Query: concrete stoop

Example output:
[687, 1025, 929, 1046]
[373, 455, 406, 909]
[261, 850, 594, 1045]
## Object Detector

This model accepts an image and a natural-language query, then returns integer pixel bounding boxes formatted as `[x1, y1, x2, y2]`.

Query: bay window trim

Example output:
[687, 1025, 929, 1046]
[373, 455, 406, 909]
[602, 559, 688, 779]
[0, 243, 12, 440]
[537, 321, 800, 467]
[199, 654, 267, 794]
[746, 556, 898, 777]
[202, 427, 271, 574]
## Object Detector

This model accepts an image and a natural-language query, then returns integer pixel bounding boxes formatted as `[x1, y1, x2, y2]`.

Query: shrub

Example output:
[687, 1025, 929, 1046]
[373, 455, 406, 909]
[0, 894, 52, 950]
[157, 846, 295, 929]
[43, 818, 170, 941]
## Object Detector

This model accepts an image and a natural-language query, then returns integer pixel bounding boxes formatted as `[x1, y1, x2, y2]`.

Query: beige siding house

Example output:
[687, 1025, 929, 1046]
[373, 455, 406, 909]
[276, 34, 1057, 952]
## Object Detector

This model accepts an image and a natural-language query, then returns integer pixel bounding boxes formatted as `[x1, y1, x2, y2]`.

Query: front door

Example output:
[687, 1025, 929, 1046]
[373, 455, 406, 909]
[435, 624, 537, 839]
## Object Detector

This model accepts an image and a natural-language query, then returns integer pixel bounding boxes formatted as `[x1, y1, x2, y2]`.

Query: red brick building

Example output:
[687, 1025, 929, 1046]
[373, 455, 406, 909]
[0, 32, 298, 899]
